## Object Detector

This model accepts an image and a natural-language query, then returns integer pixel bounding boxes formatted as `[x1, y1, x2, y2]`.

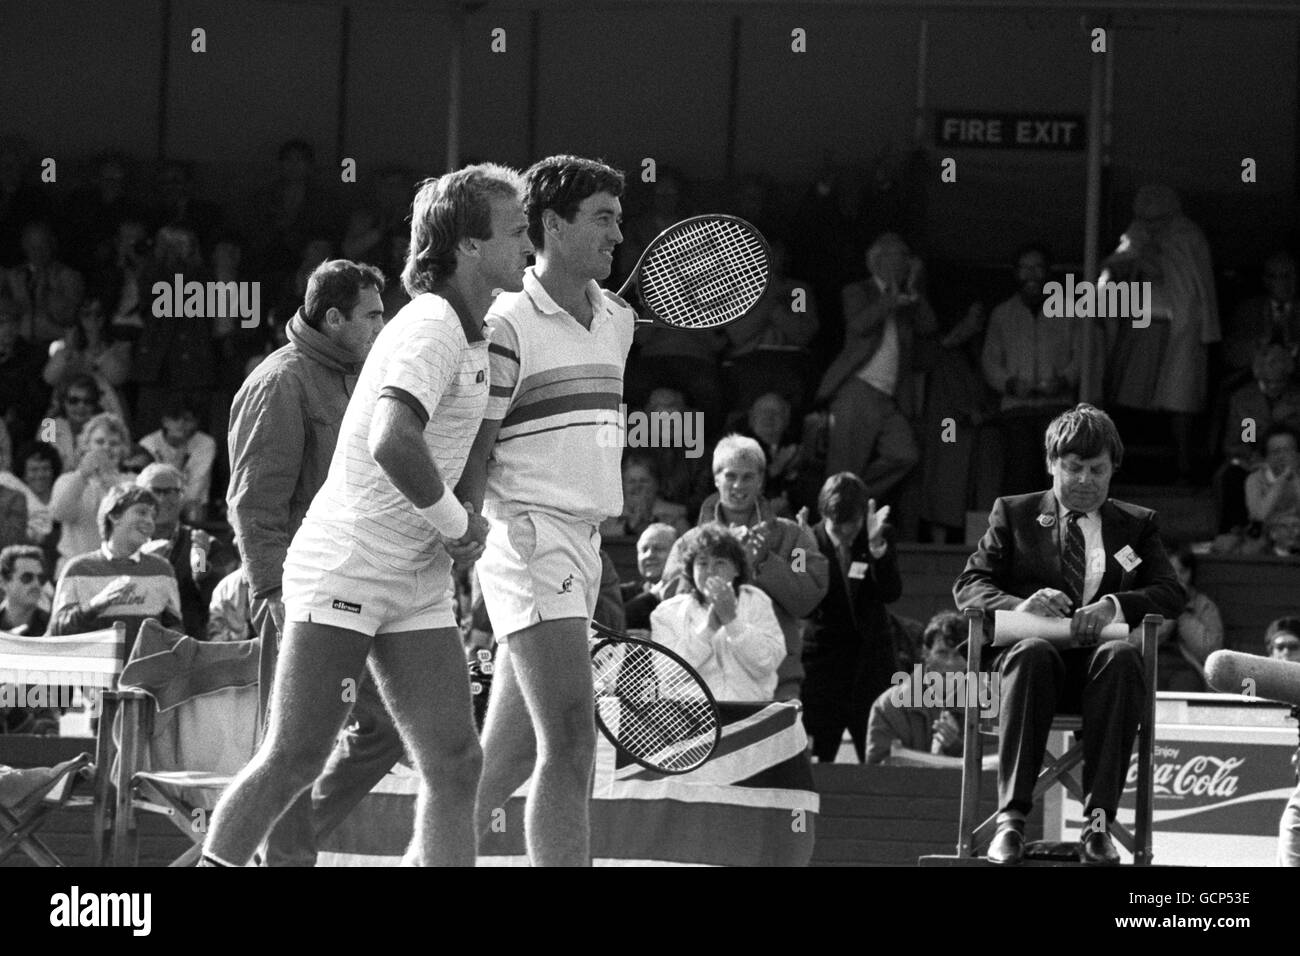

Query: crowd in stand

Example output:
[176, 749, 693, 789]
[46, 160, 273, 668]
[2, 137, 1300, 760]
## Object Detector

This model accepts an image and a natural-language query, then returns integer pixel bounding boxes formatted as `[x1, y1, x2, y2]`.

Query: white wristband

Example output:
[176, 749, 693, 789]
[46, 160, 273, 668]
[419, 491, 469, 540]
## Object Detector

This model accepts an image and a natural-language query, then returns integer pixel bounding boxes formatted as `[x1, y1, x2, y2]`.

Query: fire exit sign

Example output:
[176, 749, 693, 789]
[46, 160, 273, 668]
[936, 111, 1087, 151]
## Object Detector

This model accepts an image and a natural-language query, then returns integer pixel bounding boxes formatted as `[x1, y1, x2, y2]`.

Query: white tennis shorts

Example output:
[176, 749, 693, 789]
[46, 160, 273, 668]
[282, 519, 456, 636]
[476, 509, 601, 640]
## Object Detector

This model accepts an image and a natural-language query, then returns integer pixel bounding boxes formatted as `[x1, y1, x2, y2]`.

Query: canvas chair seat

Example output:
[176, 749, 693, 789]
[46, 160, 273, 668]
[110, 619, 259, 866]
[0, 624, 128, 866]
[0, 754, 95, 866]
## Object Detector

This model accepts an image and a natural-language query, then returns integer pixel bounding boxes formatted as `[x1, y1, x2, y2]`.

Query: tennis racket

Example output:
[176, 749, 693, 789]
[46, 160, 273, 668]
[589, 620, 721, 774]
[616, 214, 771, 331]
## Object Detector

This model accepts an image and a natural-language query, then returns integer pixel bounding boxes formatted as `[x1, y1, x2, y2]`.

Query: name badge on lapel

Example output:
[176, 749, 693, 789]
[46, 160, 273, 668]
[848, 561, 869, 580]
[1114, 545, 1142, 572]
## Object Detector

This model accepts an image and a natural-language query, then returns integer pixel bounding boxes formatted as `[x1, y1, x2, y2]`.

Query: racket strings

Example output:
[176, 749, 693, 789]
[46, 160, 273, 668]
[592, 642, 718, 772]
[641, 218, 768, 330]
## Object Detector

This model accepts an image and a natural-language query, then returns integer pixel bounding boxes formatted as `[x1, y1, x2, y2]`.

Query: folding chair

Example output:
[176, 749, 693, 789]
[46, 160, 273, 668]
[0, 623, 128, 866]
[110, 618, 259, 866]
[0, 754, 93, 865]
[954, 607, 1160, 864]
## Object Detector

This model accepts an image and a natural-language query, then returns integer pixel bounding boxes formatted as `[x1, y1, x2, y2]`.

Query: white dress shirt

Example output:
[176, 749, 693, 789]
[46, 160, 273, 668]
[1058, 502, 1125, 622]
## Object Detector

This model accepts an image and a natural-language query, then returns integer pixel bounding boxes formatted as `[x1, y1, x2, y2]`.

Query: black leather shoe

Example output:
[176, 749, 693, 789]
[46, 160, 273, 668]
[987, 822, 1025, 865]
[1079, 830, 1120, 865]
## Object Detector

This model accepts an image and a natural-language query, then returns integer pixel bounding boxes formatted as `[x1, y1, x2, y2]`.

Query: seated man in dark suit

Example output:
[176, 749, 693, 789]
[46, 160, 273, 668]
[953, 403, 1183, 865]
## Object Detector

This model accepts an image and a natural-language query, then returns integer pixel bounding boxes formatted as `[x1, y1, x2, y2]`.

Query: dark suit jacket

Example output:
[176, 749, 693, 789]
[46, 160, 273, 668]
[804, 524, 903, 708]
[814, 280, 938, 417]
[953, 491, 1183, 642]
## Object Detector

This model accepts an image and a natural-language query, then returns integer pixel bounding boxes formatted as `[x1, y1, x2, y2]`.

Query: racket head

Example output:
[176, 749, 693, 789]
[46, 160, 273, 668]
[589, 621, 722, 775]
[628, 214, 771, 332]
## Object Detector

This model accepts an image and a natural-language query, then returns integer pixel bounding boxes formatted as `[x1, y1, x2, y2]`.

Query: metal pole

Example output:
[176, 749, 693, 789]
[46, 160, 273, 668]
[1081, 23, 1107, 403]
[914, 17, 929, 147]
[445, 3, 464, 172]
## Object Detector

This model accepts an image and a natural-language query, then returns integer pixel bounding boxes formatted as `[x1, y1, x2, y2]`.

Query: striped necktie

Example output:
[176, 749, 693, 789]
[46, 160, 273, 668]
[1062, 510, 1087, 607]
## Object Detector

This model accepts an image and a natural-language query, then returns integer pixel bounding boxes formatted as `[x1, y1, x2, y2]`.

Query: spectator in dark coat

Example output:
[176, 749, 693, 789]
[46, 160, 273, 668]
[802, 472, 902, 762]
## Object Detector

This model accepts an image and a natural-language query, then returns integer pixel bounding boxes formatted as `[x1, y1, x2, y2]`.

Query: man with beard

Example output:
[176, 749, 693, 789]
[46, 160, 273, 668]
[982, 243, 1079, 495]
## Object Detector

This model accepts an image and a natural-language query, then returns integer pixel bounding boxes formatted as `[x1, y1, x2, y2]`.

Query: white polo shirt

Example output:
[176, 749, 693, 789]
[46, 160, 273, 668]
[484, 267, 636, 523]
[302, 291, 489, 571]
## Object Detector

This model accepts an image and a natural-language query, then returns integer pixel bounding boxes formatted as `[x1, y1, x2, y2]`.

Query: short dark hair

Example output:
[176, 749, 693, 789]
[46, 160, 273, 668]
[97, 485, 158, 541]
[1266, 617, 1300, 649]
[622, 452, 660, 482]
[302, 259, 386, 330]
[1263, 423, 1300, 452]
[0, 544, 44, 581]
[63, 374, 101, 406]
[161, 395, 201, 423]
[678, 523, 751, 604]
[402, 164, 525, 294]
[923, 611, 965, 651]
[1044, 403, 1124, 468]
[524, 155, 625, 251]
[1014, 242, 1053, 269]
[16, 441, 62, 480]
[818, 472, 869, 524]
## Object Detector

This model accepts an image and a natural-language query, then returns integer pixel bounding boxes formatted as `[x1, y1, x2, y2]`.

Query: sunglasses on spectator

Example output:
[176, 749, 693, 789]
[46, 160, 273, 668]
[16, 572, 47, 585]
[66, 395, 97, 406]
[148, 486, 183, 497]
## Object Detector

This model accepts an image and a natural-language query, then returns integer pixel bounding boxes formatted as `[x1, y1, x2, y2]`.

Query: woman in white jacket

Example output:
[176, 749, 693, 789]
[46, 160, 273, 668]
[650, 523, 786, 701]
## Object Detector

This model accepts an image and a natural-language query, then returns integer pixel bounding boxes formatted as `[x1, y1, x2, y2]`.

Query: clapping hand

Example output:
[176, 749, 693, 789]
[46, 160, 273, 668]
[703, 576, 738, 627]
[866, 498, 890, 548]
[738, 523, 770, 566]
[931, 710, 960, 754]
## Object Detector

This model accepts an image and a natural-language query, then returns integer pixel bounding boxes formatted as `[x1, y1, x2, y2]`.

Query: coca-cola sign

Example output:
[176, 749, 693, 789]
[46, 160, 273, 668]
[1125, 746, 1243, 800]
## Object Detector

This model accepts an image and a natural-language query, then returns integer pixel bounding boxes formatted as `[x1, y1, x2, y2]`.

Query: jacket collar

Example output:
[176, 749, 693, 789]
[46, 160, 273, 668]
[709, 493, 772, 528]
[287, 309, 364, 374]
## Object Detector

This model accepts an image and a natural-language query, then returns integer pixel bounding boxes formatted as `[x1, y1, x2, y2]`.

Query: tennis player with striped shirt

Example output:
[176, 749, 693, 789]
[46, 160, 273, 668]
[201, 165, 532, 867]
[459, 155, 635, 866]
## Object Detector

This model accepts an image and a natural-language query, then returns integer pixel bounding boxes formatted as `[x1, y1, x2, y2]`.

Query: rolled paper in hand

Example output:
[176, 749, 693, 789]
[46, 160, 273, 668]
[992, 610, 1131, 647]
